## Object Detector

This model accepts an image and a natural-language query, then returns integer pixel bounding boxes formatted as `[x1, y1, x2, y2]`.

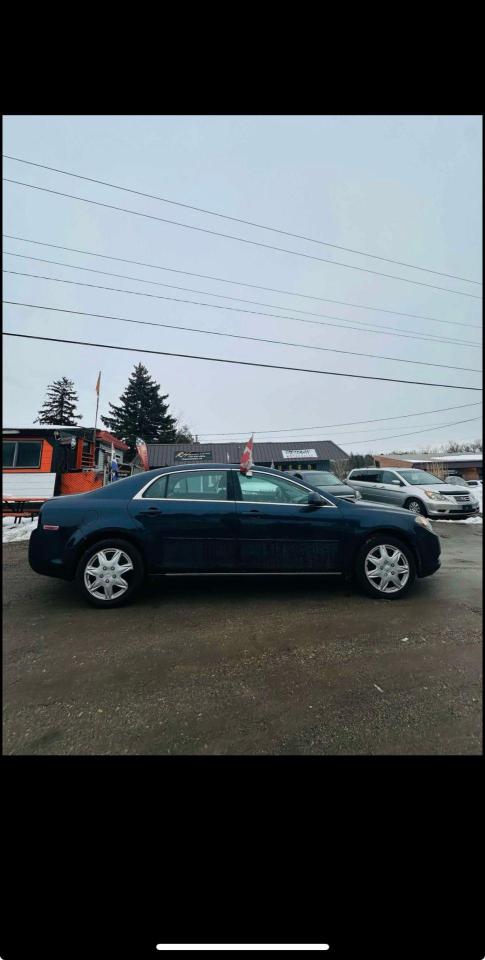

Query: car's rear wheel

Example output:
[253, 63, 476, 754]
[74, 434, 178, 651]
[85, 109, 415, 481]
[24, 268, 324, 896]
[355, 535, 416, 599]
[405, 498, 427, 516]
[76, 539, 144, 608]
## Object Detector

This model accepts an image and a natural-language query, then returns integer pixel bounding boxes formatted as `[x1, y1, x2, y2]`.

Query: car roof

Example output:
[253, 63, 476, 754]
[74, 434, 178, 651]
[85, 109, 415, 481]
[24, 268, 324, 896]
[151, 463, 286, 473]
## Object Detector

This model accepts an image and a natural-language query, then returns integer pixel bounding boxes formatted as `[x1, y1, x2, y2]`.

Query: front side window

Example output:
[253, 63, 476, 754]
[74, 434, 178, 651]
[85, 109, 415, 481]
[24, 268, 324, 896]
[396, 469, 441, 486]
[2, 440, 42, 468]
[238, 472, 310, 504]
[382, 470, 400, 484]
[165, 470, 228, 500]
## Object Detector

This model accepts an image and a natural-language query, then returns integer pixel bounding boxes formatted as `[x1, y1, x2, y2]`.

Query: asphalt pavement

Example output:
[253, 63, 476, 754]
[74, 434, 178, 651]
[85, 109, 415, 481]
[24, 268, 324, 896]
[2, 522, 482, 755]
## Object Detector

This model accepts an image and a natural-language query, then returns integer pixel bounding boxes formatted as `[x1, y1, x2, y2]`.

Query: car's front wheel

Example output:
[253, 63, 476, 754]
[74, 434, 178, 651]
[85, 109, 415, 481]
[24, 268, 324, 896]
[405, 498, 427, 516]
[76, 539, 144, 608]
[355, 535, 416, 599]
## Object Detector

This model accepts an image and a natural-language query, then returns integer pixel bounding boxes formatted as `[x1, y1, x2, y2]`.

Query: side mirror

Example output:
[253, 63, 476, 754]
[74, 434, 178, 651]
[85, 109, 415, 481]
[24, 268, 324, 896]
[391, 480, 403, 486]
[308, 491, 324, 506]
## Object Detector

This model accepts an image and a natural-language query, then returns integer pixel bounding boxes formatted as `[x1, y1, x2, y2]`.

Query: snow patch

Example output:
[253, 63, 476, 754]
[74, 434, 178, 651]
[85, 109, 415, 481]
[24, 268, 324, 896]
[433, 516, 482, 525]
[2, 516, 39, 542]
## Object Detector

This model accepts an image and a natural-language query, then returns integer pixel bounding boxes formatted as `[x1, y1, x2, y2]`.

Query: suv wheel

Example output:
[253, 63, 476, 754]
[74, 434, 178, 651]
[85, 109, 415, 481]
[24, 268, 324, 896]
[406, 498, 426, 516]
[355, 535, 416, 599]
[76, 539, 144, 608]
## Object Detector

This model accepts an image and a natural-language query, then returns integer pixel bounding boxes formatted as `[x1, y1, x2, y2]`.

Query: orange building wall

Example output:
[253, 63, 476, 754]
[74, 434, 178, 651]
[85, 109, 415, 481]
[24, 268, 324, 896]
[3, 439, 53, 472]
[60, 471, 103, 495]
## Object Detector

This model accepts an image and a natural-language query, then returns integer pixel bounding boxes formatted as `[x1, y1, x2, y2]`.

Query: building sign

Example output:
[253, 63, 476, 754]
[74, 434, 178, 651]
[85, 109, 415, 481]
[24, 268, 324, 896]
[281, 449, 318, 459]
[174, 450, 213, 463]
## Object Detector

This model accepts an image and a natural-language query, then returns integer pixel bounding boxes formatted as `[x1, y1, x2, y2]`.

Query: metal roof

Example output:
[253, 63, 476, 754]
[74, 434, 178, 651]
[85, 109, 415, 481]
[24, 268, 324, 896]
[147, 439, 349, 467]
[394, 454, 482, 466]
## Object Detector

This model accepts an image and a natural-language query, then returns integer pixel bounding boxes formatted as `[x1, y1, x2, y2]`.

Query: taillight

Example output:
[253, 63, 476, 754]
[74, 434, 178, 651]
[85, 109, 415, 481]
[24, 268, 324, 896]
[43, 524, 60, 531]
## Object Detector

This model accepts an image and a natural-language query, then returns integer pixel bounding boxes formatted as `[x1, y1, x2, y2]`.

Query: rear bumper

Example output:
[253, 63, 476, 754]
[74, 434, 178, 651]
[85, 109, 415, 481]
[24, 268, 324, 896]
[28, 527, 75, 581]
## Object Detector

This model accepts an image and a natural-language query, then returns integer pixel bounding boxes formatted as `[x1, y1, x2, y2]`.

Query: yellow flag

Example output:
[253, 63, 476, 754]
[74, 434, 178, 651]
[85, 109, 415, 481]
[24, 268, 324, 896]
[95, 371, 101, 395]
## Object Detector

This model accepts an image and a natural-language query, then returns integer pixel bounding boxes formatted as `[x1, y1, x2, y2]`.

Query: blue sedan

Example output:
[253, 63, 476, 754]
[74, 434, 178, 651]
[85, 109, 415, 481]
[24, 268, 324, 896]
[29, 464, 441, 607]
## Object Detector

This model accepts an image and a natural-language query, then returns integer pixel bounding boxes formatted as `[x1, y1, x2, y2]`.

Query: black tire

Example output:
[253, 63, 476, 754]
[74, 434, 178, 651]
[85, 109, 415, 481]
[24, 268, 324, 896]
[76, 538, 144, 608]
[355, 534, 416, 600]
[405, 498, 427, 516]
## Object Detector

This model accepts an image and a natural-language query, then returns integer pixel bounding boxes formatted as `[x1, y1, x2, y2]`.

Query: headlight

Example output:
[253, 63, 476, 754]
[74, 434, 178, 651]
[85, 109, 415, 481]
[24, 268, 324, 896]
[423, 489, 452, 501]
[415, 515, 433, 532]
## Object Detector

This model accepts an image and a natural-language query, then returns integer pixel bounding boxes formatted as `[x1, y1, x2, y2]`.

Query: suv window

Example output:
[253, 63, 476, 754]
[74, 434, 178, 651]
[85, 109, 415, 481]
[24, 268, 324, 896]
[381, 470, 399, 484]
[237, 472, 310, 504]
[351, 471, 382, 483]
[164, 470, 229, 500]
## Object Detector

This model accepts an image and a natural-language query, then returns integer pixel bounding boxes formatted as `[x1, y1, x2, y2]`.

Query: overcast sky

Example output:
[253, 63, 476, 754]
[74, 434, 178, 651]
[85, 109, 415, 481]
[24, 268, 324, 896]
[3, 115, 482, 455]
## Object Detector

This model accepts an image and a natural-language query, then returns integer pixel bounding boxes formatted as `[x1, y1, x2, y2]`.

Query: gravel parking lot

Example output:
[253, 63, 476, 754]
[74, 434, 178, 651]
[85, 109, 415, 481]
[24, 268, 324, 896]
[3, 522, 482, 755]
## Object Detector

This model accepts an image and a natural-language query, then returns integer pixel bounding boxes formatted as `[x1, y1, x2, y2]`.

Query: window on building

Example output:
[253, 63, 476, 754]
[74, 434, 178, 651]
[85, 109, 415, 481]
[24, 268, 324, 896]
[3, 442, 16, 467]
[3, 440, 42, 468]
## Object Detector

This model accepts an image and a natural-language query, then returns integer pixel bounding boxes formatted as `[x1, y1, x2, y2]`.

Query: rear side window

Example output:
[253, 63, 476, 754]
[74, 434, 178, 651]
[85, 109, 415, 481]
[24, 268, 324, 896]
[166, 470, 228, 500]
[142, 475, 167, 499]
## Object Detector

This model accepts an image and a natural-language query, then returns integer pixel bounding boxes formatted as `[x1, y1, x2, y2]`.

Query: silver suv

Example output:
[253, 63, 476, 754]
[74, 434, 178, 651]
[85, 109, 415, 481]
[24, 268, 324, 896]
[346, 466, 480, 518]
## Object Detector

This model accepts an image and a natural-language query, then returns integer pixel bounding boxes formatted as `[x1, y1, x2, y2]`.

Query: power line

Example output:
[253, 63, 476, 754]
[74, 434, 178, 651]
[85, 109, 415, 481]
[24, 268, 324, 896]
[4, 299, 481, 376]
[4, 178, 482, 300]
[4, 331, 482, 391]
[195, 402, 482, 437]
[5, 250, 481, 341]
[197, 415, 483, 445]
[5, 233, 481, 329]
[3, 271, 479, 349]
[338, 416, 482, 447]
[4, 154, 482, 285]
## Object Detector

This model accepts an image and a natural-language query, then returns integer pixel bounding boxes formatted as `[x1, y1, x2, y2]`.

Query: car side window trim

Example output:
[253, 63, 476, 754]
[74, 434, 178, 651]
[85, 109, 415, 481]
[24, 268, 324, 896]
[231, 469, 337, 507]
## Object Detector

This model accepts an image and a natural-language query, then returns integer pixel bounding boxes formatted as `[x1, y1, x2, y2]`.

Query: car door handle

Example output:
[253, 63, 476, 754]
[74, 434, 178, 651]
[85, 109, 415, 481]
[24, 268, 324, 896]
[248, 509, 264, 516]
[144, 506, 162, 516]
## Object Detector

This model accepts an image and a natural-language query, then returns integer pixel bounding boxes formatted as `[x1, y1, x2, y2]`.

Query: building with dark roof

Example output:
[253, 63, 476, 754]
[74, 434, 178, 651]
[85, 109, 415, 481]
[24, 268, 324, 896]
[147, 440, 349, 472]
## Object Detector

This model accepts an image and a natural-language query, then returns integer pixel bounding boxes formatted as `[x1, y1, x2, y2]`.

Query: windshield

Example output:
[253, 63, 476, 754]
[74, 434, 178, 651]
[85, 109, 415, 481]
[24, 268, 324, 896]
[396, 469, 441, 485]
[301, 472, 341, 486]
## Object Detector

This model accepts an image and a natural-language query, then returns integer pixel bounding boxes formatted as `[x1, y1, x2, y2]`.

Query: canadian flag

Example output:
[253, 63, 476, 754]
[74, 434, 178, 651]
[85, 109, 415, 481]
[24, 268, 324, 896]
[240, 435, 254, 477]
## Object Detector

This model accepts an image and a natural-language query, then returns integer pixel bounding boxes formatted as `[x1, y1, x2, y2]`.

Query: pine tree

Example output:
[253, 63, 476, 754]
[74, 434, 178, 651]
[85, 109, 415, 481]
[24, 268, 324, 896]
[101, 363, 177, 451]
[175, 422, 196, 442]
[35, 377, 83, 426]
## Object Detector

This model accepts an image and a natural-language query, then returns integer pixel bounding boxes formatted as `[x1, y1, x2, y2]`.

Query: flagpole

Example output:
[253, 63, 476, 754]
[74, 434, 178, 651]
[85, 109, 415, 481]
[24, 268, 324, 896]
[93, 371, 101, 467]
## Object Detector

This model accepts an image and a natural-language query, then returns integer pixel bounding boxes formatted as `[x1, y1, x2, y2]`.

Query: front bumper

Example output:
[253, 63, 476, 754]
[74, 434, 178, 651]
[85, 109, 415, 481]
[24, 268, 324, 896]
[425, 502, 480, 518]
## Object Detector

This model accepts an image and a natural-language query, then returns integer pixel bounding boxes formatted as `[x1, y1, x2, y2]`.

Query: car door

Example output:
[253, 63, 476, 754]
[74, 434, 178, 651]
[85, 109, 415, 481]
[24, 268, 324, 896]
[129, 469, 237, 572]
[349, 470, 383, 502]
[378, 470, 406, 506]
[233, 470, 345, 572]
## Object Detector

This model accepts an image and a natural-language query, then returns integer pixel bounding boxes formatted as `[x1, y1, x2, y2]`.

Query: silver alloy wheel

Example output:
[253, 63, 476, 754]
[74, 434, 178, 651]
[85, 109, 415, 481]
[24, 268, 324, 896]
[84, 547, 134, 601]
[407, 499, 424, 514]
[364, 543, 410, 594]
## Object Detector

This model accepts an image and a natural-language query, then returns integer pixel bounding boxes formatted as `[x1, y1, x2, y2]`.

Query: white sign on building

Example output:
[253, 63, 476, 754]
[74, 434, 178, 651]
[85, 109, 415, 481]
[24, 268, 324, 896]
[281, 449, 318, 459]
